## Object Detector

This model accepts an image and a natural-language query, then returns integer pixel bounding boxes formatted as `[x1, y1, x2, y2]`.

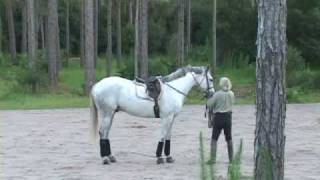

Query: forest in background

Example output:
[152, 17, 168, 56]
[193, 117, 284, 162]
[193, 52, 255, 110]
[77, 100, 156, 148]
[0, 0, 319, 109]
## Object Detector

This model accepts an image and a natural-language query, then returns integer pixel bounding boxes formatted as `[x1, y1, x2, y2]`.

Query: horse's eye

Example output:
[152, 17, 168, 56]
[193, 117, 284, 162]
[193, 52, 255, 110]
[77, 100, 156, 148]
[209, 79, 214, 82]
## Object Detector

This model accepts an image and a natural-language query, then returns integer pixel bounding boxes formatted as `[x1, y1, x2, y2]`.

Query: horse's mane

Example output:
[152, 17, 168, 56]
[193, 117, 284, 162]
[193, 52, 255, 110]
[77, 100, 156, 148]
[162, 65, 205, 82]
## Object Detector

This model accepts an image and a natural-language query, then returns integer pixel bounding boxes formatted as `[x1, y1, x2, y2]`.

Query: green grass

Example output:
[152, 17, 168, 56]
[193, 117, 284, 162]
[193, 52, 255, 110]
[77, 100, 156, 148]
[228, 139, 243, 180]
[0, 93, 88, 110]
[0, 56, 319, 109]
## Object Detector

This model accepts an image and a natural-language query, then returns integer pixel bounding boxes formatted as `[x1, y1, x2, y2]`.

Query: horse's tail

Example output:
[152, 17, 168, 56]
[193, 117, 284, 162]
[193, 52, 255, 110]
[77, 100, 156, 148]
[90, 93, 99, 142]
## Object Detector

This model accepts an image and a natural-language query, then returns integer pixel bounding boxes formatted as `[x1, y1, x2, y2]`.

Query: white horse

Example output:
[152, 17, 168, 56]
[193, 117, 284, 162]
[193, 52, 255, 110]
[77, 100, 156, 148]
[90, 66, 215, 164]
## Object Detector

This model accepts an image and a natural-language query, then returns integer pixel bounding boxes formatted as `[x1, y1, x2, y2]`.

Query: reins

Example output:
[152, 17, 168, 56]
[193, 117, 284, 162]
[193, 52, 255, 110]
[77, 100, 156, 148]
[164, 83, 188, 96]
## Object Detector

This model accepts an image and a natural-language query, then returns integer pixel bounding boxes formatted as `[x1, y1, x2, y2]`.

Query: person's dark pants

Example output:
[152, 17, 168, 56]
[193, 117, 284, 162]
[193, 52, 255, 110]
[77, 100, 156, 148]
[210, 112, 233, 162]
[211, 112, 232, 141]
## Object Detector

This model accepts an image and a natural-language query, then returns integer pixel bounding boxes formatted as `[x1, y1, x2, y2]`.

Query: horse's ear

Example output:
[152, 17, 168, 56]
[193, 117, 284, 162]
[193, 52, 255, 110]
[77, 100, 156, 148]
[205, 66, 209, 72]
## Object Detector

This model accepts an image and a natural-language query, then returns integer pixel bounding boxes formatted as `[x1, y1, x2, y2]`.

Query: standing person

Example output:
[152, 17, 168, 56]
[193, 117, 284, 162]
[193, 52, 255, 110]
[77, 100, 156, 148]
[207, 77, 235, 163]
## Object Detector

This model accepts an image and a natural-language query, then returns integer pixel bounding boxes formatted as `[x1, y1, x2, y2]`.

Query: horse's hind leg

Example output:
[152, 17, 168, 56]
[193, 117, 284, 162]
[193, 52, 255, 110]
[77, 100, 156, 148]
[156, 114, 175, 164]
[99, 110, 116, 165]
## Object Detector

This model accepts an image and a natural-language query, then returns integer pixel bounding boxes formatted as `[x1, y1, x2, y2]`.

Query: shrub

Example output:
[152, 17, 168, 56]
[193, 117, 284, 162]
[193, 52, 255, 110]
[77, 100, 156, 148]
[188, 43, 212, 64]
[223, 52, 250, 69]
[118, 56, 175, 79]
[287, 69, 320, 90]
[287, 46, 305, 72]
[14, 54, 49, 93]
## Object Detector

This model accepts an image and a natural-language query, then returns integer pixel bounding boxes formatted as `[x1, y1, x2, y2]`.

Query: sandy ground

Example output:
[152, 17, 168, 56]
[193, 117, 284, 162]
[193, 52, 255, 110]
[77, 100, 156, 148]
[1, 104, 319, 180]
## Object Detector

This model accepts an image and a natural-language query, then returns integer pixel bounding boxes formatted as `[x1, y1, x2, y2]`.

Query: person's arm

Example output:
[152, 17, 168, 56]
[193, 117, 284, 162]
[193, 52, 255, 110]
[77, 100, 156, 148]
[207, 94, 217, 108]
[230, 91, 235, 105]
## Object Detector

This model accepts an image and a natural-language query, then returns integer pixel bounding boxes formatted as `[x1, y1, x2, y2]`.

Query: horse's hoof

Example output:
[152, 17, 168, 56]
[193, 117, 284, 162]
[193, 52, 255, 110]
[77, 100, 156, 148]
[108, 155, 117, 163]
[156, 157, 164, 164]
[166, 156, 175, 163]
[102, 156, 110, 165]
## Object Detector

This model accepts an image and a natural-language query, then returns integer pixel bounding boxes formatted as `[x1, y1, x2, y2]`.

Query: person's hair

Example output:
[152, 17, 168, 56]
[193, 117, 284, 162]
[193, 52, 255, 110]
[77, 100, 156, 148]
[219, 77, 232, 91]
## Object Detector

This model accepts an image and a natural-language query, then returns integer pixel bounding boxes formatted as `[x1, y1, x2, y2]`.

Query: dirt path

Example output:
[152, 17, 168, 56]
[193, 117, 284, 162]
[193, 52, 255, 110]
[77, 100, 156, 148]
[1, 104, 319, 180]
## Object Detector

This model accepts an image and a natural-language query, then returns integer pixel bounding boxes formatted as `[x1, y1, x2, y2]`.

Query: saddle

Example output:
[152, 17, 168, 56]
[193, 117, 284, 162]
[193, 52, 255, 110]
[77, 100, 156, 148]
[135, 76, 162, 118]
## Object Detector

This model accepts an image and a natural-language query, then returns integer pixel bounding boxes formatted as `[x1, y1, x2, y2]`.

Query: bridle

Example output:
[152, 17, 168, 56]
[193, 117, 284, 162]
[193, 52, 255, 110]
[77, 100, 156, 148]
[191, 67, 214, 98]
[164, 67, 214, 98]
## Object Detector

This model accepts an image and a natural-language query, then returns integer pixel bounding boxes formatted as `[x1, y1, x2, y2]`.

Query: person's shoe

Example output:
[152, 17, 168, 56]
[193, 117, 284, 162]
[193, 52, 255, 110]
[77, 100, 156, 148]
[102, 156, 110, 165]
[108, 155, 117, 163]
[166, 156, 175, 163]
[156, 157, 164, 164]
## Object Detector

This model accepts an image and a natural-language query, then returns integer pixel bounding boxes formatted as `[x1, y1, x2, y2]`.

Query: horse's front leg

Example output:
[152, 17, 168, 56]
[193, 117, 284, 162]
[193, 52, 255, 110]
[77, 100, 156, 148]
[156, 115, 175, 164]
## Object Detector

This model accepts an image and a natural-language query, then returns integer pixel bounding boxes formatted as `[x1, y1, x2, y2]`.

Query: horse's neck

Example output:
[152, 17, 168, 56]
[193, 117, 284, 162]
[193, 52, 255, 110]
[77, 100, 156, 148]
[167, 73, 196, 96]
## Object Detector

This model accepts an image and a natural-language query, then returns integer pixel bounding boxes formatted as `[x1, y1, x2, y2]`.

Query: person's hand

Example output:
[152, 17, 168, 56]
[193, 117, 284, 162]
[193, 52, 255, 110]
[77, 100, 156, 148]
[208, 108, 214, 128]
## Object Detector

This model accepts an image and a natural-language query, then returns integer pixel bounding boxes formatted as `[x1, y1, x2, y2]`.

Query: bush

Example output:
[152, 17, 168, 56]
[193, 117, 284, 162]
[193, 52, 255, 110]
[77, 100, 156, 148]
[287, 46, 305, 72]
[118, 56, 176, 79]
[223, 52, 250, 69]
[286, 46, 320, 90]
[10, 54, 49, 93]
[122, 24, 135, 55]
[149, 56, 176, 76]
[287, 69, 320, 90]
[188, 43, 212, 64]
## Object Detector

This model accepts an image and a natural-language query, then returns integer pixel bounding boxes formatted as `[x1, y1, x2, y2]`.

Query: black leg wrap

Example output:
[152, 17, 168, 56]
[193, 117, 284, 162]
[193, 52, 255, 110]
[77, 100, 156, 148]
[100, 139, 111, 157]
[156, 141, 164, 157]
[164, 140, 170, 156]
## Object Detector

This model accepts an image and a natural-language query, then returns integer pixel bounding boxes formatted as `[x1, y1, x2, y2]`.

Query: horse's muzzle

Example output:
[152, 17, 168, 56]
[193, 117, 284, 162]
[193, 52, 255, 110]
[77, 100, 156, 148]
[204, 91, 214, 99]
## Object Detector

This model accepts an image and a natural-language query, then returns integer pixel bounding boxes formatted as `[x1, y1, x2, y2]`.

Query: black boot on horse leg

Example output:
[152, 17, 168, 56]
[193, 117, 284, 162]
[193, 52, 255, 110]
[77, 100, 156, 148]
[164, 140, 175, 163]
[100, 139, 116, 164]
[156, 141, 164, 164]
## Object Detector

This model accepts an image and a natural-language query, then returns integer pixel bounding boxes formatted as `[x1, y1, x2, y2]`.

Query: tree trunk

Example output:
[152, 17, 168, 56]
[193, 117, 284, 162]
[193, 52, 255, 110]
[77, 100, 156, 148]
[129, 0, 133, 25]
[212, 0, 217, 74]
[139, 0, 148, 79]
[35, 0, 40, 50]
[84, 0, 96, 95]
[56, 10, 61, 73]
[65, 0, 70, 67]
[0, 11, 2, 55]
[176, 0, 185, 67]
[134, 0, 148, 79]
[254, 0, 287, 179]
[116, 0, 122, 63]
[106, 0, 112, 76]
[134, 0, 140, 78]
[47, 0, 60, 91]
[6, 0, 17, 65]
[186, 0, 191, 56]
[80, 0, 85, 67]
[22, 2, 27, 54]
[26, 0, 36, 92]
[93, 0, 99, 67]
[38, 0, 46, 51]
[40, 16, 45, 51]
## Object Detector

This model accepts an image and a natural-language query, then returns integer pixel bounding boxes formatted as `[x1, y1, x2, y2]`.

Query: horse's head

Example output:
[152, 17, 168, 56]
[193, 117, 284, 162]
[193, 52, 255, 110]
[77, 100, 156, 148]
[190, 66, 215, 98]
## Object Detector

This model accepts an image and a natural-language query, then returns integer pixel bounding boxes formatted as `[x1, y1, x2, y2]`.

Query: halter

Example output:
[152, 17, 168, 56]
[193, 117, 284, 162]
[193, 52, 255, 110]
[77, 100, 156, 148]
[165, 67, 214, 98]
[190, 67, 214, 98]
